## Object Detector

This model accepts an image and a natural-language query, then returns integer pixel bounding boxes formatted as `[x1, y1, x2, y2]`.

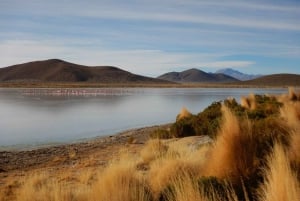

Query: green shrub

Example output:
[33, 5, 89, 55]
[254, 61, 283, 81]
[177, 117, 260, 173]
[169, 95, 285, 139]
[170, 117, 196, 138]
[195, 101, 222, 138]
[170, 101, 223, 138]
[247, 95, 282, 119]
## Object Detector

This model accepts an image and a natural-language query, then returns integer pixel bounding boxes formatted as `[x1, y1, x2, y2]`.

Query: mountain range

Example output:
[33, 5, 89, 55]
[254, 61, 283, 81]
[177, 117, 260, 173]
[157, 68, 238, 83]
[215, 68, 262, 81]
[0, 59, 169, 84]
[239, 74, 300, 87]
[0, 59, 299, 86]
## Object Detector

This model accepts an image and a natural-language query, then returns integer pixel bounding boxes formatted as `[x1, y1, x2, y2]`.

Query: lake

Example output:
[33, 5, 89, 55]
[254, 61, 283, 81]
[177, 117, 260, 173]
[0, 88, 287, 147]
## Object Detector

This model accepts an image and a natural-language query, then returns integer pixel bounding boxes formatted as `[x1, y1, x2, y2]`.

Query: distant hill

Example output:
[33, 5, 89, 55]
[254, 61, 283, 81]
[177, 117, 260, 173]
[0, 59, 169, 84]
[157, 68, 239, 83]
[239, 74, 300, 86]
[215, 68, 262, 81]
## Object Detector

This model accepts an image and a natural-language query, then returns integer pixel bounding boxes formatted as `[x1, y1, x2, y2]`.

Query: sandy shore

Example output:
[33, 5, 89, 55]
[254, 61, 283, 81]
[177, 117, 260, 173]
[0, 124, 171, 173]
[0, 124, 170, 199]
[0, 123, 216, 200]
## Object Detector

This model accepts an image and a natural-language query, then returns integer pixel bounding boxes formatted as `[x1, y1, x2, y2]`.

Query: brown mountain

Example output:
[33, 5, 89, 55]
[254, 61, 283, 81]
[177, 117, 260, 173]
[239, 74, 300, 86]
[0, 59, 169, 84]
[157, 68, 239, 83]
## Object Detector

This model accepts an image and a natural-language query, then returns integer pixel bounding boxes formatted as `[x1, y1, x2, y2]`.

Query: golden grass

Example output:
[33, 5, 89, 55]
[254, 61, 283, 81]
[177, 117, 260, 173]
[15, 154, 151, 201]
[161, 171, 243, 201]
[278, 98, 300, 177]
[162, 172, 203, 201]
[241, 93, 256, 110]
[16, 172, 79, 201]
[280, 98, 300, 168]
[89, 157, 151, 201]
[277, 87, 300, 103]
[176, 107, 192, 121]
[7, 90, 300, 201]
[141, 138, 207, 198]
[148, 158, 200, 198]
[258, 143, 300, 201]
[203, 105, 257, 184]
[289, 132, 300, 168]
[140, 139, 169, 165]
[288, 87, 299, 100]
[280, 101, 300, 131]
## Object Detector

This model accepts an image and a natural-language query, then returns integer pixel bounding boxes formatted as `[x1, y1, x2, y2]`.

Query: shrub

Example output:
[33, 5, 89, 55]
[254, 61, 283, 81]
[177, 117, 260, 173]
[170, 94, 285, 140]
[250, 95, 282, 117]
[194, 101, 222, 138]
[170, 118, 196, 138]
[170, 101, 223, 138]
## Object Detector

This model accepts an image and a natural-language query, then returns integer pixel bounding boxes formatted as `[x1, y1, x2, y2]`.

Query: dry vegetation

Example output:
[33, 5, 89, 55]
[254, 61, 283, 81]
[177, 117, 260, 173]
[1, 88, 300, 201]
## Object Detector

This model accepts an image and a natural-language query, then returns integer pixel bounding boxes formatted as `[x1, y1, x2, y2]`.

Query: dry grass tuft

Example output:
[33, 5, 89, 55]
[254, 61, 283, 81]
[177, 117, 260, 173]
[289, 132, 300, 168]
[204, 105, 258, 184]
[248, 93, 257, 110]
[148, 158, 200, 198]
[278, 87, 300, 103]
[176, 107, 192, 121]
[162, 172, 203, 201]
[258, 143, 300, 201]
[241, 93, 256, 110]
[162, 173, 242, 201]
[280, 100, 300, 169]
[143, 138, 207, 198]
[140, 139, 169, 164]
[240, 96, 250, 109]
[15, 172, 78, 201]
[280, 101, 300, 131]
[90, 158, 152, 201]
[288, 87, 299, 101]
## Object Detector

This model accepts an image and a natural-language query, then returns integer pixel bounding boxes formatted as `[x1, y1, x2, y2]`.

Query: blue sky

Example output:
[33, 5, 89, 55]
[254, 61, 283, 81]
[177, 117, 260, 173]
[0, 0, 300, 76]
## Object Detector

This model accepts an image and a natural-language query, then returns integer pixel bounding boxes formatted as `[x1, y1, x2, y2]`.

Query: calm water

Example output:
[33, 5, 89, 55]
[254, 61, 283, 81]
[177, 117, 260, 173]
[0, 88, 287, 147]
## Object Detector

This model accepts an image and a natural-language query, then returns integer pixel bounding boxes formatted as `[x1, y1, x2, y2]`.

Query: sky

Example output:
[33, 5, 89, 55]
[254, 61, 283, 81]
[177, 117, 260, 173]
[0, 0, 300, 77]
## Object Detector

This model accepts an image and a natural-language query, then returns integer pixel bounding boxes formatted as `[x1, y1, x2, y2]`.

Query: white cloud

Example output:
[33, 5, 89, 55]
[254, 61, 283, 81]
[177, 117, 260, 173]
[0, 1, 299, 75]
[172, 0, 300, 12]
[67, 6, 300, 31]
[195, 61, 255, 68]
[0, 40, 66, 65]
[2, 0, 300, 31]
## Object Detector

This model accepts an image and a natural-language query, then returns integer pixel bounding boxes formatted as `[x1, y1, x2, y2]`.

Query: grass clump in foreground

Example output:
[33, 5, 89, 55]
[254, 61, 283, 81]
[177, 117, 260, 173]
[5, 88, 300, 201]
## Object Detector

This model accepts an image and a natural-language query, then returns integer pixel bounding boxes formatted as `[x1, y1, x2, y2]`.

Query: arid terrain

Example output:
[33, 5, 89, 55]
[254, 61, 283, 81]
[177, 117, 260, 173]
[0, 125, 173, 200]
[1, 89, 300, 201]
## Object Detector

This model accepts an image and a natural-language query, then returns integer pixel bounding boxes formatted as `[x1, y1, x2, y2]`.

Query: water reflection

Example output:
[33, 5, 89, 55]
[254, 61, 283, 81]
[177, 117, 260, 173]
[0, 88, 286, 146]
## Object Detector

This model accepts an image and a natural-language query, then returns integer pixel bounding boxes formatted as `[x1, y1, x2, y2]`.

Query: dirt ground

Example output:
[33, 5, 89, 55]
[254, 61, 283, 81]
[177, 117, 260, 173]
[0, 124, 171, 200]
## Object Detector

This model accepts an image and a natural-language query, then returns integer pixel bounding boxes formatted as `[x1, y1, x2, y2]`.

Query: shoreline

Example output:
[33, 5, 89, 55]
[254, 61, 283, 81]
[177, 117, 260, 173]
[0, 124, 171, 173]
[0, 124, 171, 152]
[0, 82, 296, 88]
